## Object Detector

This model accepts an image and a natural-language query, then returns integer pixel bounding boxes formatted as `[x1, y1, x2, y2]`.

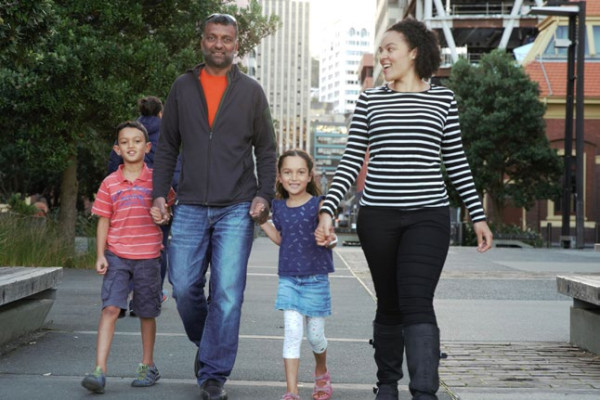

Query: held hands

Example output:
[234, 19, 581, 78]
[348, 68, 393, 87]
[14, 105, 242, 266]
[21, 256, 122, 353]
[249, 196, 269, 225]
[473, 220, 493, 253]
[151, 197, 171, 225]
[315, 212, 336, 247]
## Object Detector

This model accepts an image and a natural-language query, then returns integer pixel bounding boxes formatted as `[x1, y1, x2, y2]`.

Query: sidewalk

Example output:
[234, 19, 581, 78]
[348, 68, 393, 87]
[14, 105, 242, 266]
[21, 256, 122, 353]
[338, 239, 600, 400]
[1, 237, 599, 399]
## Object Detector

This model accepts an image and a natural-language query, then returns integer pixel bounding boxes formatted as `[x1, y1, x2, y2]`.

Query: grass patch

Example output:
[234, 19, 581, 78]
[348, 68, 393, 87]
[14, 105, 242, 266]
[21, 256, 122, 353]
[0, 213, 96, 268]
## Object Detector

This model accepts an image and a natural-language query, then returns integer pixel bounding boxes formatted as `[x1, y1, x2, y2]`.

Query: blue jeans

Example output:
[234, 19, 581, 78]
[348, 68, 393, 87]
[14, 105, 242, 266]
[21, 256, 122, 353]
[168, 202, 254, 385]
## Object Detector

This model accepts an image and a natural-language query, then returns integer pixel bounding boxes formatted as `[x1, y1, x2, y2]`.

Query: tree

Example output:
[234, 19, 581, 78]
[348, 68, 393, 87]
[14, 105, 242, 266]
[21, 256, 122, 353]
[0, 0, 279, 248]
[445, 50, 562, 224]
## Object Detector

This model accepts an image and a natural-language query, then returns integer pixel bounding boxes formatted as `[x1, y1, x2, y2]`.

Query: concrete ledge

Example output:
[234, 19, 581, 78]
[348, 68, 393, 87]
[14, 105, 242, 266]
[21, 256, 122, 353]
[595, 243, 600, 252]
[0, 267, 62, 306]
[557, 274, 600, 354]
[0, 290, 56, 347]
[0, 267, 62, 347]
[570, 307, 600, 354]
[557, 274, 600, 306]
[493, 239, 533, 248]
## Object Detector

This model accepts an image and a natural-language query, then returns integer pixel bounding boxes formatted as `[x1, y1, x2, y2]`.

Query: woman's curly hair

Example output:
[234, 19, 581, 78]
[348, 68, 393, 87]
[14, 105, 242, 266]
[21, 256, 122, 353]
[386, 18, 441, 79]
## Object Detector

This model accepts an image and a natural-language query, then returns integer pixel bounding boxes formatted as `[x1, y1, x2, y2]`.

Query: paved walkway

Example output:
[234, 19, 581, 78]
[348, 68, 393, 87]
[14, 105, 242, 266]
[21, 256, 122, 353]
[1, 237, 600, 399]
[338, 240, 600, 400]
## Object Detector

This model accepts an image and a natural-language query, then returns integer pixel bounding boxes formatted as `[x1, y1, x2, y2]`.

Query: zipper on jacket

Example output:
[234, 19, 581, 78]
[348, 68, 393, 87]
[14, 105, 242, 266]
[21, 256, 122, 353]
[203, 69, 233, 204]
[205, 130, 213, 204]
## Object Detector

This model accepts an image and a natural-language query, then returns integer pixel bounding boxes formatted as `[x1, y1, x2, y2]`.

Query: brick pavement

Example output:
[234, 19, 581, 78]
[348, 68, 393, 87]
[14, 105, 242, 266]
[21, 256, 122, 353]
[334, 244, 600, 396]
[440, 341, 600, 391]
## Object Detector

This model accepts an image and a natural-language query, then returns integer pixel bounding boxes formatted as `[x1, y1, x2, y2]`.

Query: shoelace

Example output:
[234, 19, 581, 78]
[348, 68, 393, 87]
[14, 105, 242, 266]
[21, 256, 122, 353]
[92, 366, 103, 378]
[136, 364, 149, 379]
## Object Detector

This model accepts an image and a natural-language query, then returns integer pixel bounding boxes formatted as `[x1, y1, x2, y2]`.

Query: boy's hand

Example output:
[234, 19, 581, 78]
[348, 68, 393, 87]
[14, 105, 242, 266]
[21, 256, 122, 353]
[96, 256, 108, 275]
[249, 196, 269, 224]
[152, 197, 170, 225]
[151, 205, 170, 225]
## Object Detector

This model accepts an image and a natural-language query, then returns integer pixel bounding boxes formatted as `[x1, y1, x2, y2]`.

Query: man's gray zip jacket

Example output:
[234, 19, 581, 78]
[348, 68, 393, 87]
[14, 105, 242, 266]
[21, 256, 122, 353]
[152, 63, 276, 206]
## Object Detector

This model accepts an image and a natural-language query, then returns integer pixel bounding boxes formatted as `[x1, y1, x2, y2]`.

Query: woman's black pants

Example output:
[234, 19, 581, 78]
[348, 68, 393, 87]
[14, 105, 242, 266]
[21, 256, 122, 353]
[357, 206, 450, 327]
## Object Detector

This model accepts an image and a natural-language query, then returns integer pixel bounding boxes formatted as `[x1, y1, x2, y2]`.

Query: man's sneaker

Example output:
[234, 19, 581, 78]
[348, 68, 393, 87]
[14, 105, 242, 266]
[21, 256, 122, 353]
[131, 363, 160, 387]
[199, 379, 227, 400]
[161, 289, 169, 303]
[81, 366, 106, 394]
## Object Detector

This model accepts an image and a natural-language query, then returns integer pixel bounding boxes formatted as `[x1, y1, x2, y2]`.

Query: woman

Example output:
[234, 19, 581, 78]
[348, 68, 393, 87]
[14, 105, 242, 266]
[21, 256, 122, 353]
[315, 19, 493, 400]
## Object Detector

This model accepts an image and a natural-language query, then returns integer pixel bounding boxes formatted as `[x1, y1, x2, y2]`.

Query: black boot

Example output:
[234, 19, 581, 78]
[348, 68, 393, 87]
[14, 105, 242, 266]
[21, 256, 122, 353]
[404, 323, 440, 400]
[371, 322, 404, 400]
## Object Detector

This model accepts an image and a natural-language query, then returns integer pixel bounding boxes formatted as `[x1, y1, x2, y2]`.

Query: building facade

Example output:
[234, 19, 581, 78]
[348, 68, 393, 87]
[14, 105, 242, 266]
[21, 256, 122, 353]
[250, 0, 312, 153]
[520, 4, 600, 246]
[312, 119, 348, 177]
[318, 19, 374, 114]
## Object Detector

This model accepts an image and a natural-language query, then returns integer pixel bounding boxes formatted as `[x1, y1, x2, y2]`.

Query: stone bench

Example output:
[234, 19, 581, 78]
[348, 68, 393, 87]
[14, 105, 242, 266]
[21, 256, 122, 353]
[0, 266, 62, 347]
[556, 274, 600, 354]
[492, 232, 537, 248]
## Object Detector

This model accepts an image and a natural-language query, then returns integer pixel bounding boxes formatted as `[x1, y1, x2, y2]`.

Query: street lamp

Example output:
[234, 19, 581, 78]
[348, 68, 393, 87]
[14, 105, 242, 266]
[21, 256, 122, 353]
[529, 2, 586, 249]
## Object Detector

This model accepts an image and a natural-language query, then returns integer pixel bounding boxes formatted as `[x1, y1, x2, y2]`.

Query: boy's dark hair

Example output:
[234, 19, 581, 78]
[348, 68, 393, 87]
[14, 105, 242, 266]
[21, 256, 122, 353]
[386, 18, 441, 79]
[116, 120, 149, 142]
[275, 149, 322, 199]
[138, 96, 163, 117]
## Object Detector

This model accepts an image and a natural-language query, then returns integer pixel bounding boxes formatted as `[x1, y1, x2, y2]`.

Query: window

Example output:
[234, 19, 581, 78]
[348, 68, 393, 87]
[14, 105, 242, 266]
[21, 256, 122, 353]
[545, 24, 598, 58]
[593, 26, 600, 56]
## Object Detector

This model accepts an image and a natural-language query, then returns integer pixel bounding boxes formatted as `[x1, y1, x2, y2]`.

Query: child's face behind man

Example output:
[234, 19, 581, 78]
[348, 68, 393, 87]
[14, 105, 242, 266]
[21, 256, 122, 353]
[114, 127, 151, 165]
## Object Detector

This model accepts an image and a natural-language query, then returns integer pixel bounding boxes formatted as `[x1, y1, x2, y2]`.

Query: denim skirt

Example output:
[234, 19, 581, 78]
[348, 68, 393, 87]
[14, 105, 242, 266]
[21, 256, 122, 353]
[275, 274, 332, 317]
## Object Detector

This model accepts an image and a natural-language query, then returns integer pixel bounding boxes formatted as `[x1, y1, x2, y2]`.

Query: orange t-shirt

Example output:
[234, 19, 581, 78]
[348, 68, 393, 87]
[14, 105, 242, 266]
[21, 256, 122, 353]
[200, 69, 228, 128]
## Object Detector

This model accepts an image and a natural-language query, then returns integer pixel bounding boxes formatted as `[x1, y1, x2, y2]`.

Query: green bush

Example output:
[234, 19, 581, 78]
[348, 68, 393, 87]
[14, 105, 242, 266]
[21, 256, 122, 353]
[7, 194, 38, 216]
[0, 212, 95, 268]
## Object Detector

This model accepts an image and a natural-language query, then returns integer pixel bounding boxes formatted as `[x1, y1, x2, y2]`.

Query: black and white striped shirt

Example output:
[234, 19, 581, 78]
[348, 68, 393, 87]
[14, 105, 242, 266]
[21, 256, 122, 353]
[321, 84, 486, 223]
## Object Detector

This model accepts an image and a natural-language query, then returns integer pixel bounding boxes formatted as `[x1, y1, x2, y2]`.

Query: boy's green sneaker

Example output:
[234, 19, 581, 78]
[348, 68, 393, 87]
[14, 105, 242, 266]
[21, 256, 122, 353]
[131, 363, 160, 387]
[81, 366, 106, 394]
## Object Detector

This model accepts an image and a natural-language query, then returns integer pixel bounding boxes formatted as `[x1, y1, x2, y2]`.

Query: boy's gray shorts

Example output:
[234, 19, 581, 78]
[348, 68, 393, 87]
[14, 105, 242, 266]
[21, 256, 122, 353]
[101, 250, 161, 318]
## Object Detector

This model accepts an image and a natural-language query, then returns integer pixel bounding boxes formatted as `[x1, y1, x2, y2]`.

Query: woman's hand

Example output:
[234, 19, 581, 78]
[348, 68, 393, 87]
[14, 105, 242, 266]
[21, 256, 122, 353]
[315, 212, 335, 247]
[473, 221, 493, 253]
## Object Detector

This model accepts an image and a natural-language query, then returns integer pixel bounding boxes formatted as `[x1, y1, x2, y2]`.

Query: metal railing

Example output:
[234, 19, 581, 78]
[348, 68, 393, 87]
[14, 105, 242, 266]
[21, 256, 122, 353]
[439, 1, 537, 16]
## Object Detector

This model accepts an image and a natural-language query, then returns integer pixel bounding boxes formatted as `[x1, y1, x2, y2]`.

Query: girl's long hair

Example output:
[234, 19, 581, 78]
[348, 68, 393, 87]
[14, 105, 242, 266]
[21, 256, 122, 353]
[275, 149, 322, 199]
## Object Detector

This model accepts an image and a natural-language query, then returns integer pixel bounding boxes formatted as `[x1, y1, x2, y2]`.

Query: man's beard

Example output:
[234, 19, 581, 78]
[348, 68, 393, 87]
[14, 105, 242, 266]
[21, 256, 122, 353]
[203, 50, 234, 69]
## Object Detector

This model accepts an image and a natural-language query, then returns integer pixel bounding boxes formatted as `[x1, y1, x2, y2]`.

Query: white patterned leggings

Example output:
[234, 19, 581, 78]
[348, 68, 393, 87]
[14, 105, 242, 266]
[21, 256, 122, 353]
[282, 309, 328, 359]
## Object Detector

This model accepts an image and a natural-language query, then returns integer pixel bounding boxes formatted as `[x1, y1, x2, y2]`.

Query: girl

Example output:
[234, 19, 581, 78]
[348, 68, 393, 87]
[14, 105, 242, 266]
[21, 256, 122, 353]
[260, 149, 335, 400]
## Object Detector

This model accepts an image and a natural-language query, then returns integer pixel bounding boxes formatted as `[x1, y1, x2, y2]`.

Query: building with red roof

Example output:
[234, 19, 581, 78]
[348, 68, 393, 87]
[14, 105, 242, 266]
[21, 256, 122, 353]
[518, 0, 600, 245]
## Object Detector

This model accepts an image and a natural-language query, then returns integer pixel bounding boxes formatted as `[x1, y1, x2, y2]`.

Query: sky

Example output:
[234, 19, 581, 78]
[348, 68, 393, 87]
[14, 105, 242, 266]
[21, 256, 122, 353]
[309, 0, 376, 57]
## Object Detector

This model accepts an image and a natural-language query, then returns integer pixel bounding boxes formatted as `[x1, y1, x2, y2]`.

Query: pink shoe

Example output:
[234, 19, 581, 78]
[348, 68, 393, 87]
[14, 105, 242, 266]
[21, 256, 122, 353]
[312, 371, 332, 400]
[281, 392, 300, 400]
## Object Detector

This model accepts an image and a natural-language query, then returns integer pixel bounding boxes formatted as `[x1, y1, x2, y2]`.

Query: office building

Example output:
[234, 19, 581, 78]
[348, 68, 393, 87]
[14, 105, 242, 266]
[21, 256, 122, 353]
[250, 0, 312, 153]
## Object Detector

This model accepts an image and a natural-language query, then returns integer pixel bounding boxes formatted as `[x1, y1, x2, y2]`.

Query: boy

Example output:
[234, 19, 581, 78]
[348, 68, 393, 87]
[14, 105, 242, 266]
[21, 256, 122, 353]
[82, 121, 165, 393]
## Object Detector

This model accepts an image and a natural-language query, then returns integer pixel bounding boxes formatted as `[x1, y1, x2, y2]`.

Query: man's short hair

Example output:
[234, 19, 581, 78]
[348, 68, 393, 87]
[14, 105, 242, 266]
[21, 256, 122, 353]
[202, 13, 238, 36]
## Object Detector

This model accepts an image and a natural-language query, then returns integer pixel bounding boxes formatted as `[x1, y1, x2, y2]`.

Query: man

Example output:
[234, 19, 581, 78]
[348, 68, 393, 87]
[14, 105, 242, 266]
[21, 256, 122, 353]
[151, 13, 276, 400]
